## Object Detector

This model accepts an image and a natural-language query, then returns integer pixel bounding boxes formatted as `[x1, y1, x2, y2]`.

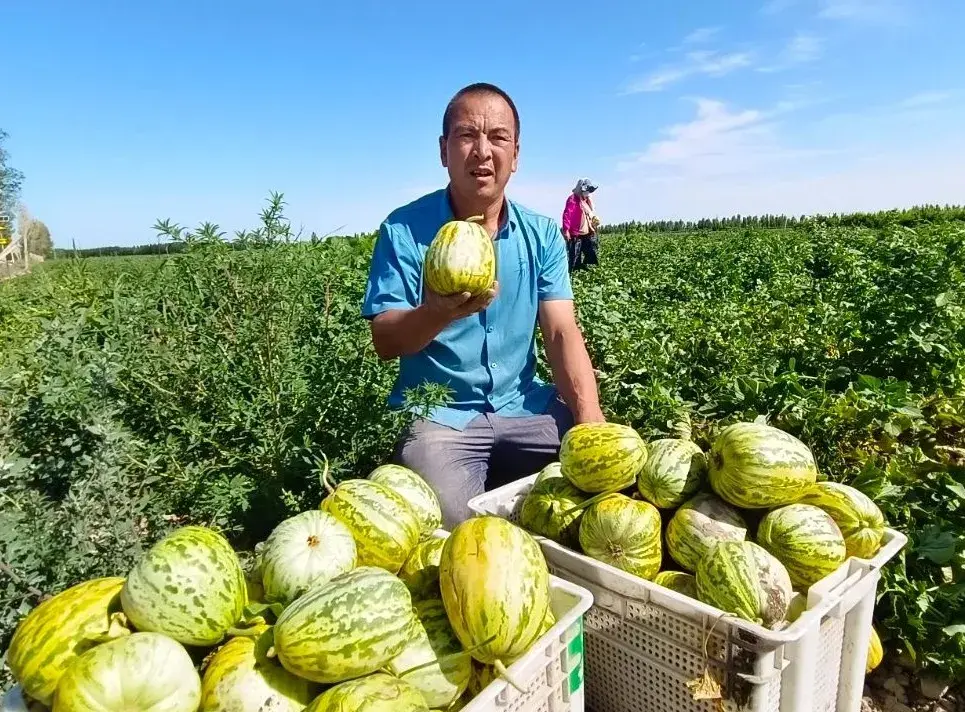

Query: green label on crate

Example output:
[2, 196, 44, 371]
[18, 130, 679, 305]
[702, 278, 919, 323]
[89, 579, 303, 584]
[567, 617, 584, 695]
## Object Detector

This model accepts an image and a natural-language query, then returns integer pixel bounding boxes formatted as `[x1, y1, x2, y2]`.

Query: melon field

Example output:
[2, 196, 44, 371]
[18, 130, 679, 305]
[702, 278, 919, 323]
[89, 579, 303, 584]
[1, 198, 964, 690]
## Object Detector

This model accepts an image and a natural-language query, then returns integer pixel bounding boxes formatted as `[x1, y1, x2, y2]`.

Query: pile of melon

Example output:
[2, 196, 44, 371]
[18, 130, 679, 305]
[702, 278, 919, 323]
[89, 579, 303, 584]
[514, 418, 887, 667]
[4, 464, 560, 712]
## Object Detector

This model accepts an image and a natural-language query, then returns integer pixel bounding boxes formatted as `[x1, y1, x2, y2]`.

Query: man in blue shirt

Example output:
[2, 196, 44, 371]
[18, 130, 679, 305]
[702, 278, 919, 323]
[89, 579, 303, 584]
[362, 82, 605, 526]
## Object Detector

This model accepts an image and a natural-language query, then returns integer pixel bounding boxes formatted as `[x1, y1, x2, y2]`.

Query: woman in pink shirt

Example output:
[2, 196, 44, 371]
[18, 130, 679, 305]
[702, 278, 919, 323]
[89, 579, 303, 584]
[561, 178, 600, 271]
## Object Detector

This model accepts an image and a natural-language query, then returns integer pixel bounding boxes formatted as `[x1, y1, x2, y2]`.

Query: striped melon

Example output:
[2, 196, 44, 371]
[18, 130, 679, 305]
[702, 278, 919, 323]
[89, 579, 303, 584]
[757, 503, 847, 590]
[519, 476, 588, 548]
[439, 516, 550, 672]
[305, 673, 429, 712]
[199, 625, 315, 711]
[120, 525, 247, 647]
[51, 632, 201, 712]
[696, 540, 793, 627]
[533, 461, 563, 485]
[579, 494, 662, 580]
[369, 464, 443, 536]
[560, 422, 648, 493]
[653, 571, 698, 599]
[260, 509, 357, 605]
[636, 438, 707, 509]
[424, 216, 495, 297]
[798, 481, 885, 559]
[272, 565, 415, 684]
[709, 421, 818, 508]
[398, 537, 446, 600]
[386, 598, 470, 709]
[665, 492, 748, 573]
[321, 478, 421, 573]
[7, 577, 129, 707]
[866, 626, 883, 674]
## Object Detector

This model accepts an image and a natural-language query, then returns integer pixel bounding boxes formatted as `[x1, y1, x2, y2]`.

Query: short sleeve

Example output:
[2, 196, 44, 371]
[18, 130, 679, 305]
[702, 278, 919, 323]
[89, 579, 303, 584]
[538, 220, 574, 301]
[361, 221, 422, 319]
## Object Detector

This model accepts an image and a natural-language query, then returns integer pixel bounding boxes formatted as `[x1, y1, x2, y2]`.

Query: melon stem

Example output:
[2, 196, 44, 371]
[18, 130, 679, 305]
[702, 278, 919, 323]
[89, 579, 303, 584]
[558, 483, 627, 518]
[318, 453, 335, 495]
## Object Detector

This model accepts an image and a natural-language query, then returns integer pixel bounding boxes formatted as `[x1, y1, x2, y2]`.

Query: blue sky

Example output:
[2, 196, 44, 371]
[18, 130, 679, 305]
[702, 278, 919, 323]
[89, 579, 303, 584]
[5, 0, 964, 248]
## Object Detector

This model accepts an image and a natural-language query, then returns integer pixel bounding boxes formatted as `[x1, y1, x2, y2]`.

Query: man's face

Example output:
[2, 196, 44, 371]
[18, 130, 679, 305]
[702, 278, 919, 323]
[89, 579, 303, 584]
[440, 91, 519, 205]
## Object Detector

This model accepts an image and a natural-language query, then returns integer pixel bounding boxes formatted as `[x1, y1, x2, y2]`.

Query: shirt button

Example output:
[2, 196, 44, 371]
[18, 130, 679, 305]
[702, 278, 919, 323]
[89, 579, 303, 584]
[487, 326, 493, 333]
[491, 362, 498, 369]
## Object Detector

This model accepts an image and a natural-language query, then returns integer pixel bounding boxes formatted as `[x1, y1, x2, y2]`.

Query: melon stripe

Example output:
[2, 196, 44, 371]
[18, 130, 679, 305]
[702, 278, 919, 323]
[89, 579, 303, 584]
[7, 577, 127, 706]
[757, 503, 847, 590]
[560, 422, 648, 493]
[321, 479, 420, 573]
[709, 422, 818, 508]
[273, 566, 416, 684]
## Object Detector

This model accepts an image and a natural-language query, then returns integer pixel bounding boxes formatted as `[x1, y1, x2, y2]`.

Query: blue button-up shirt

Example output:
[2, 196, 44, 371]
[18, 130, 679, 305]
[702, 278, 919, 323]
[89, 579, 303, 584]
[362, 187, 574, 430]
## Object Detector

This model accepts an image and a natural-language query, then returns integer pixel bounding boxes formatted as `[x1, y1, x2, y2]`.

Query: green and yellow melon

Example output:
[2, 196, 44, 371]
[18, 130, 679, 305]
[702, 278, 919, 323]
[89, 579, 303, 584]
[533, 461, 564, 485]
[398, 536, 447, 600]
[653, 571, 698, 599]
[579, 494, 662, 580]
[272, 565, 415, 684]
[199, 625, 315, 712]
[798, 481, 885, 559]
[120, 525, 247, 647]
[305, 673, 429, 712]
[259, 509, 357, 605]
[665, 492, 748, 573]
[866, 626, 884, 674]
[696, 540, 793, 628]
[51, 632, 201, 712]
[369, 464, 443, 536]
[560, 422, 648, 493]
[636, 438, 707, 509]
[7, 577, 130, 707]
[424, 216, 495, 297]
[439, 517, 550, 678]
[386, 598, 470, 709]
[321, 477, 421, 574]
[708, 421, 818, 508]
[757, 503, 847, 590]
[519, 476, 588, 548]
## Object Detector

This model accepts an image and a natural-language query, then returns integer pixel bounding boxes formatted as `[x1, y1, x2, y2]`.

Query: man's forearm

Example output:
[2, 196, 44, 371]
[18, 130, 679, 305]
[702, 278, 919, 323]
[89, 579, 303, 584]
[545, 328, 605, 423]
[370, 306, 449, 360]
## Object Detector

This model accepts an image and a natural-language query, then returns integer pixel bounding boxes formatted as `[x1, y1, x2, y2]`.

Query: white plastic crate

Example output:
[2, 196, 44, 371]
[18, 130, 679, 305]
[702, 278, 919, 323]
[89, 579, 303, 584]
[467, 475, 908, 712]
[430, 529, 595, 712]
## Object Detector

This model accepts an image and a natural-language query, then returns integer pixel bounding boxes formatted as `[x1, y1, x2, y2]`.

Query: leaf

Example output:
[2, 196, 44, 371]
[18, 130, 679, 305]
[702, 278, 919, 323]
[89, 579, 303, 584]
[943, 625, 965, 637]
[686, 668, 722, 700]
[916, 531, 958, 565]
[947, 482, 965, 501]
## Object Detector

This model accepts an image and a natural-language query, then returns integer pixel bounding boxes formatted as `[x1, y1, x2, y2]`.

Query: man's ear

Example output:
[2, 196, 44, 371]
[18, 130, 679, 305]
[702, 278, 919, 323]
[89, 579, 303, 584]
[439, 135, 448, 168]
[511, 140, 520, 174]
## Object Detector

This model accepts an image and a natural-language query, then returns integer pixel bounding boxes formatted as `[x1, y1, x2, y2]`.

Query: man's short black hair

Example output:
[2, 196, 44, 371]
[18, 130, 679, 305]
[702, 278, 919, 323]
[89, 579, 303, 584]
[442, 82, 520, 141]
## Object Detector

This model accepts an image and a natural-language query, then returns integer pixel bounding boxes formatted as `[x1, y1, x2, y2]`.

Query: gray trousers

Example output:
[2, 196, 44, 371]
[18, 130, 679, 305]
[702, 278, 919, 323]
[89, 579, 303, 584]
[393, 397, 574, 528]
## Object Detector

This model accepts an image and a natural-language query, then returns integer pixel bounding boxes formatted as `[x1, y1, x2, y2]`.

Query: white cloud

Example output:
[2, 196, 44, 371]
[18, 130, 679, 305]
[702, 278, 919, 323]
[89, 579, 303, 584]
[900, 91, 953, 109]
[683, 27, 722, 44]
[624, 51, 754, 93]
[759, 32, 824, 72]
[597, 93, 965, 225]
[617, 98, 828, 179]
[818, 0, 906, 23]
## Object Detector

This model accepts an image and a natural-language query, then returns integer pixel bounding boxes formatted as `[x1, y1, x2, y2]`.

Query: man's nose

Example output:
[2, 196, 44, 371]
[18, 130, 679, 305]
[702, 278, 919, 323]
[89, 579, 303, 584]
[473, 134, 493, 159]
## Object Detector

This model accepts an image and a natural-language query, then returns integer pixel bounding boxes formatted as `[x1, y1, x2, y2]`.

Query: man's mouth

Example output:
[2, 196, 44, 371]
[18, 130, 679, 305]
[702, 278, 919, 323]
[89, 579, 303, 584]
[470, 167, 494, 178]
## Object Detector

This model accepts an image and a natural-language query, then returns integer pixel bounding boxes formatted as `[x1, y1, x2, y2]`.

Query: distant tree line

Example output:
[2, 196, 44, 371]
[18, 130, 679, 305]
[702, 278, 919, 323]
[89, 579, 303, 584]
[601, 203, 965, 234]
[47, 204, 965, 259]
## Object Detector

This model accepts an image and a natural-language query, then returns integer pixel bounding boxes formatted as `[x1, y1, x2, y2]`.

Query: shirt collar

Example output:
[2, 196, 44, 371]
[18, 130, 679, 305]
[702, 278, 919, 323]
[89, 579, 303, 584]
[441, 185, 517, 239]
